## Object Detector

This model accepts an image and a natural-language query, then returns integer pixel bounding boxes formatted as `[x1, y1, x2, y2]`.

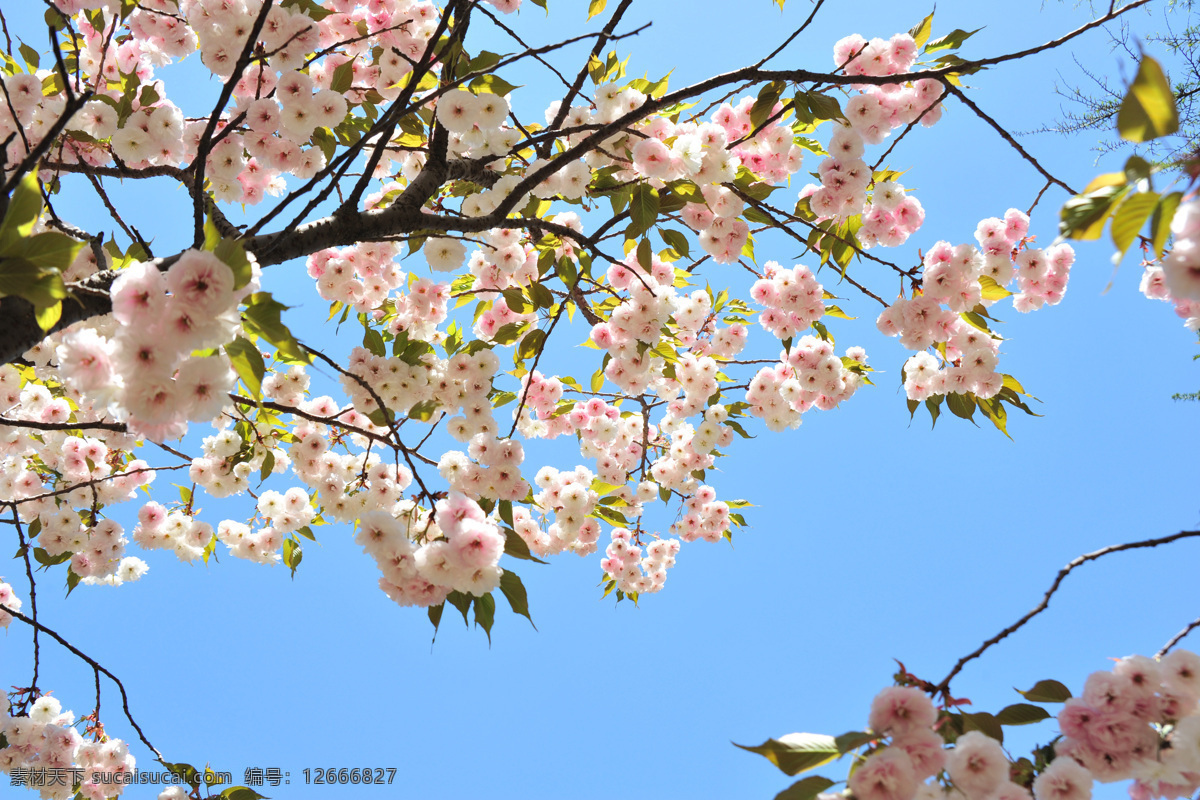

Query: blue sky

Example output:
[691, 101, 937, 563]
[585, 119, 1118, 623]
[3, 1, 1199, 799]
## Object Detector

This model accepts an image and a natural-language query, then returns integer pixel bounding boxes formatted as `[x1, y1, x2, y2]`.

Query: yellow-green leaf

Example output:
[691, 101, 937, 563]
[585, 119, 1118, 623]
[34, 300, 62, 331]
[734, 733, 839, 777]
[1059, 184, 1129, 241]
[628, 184, 660, 238]
[225, 336, 265, 399]
[1152, 192, 1183, 259]
[776, 776, 835, 800]
[10, 231, 85, 270]
[0, 256, 68, 307]
[587, 0, 607, 20]
[242, 292, 310, 363]
[1117, 55, 1179, 143]
[978, 275, 1012, 301]
[0, 172, 44, 249]
[908, 10, 935, 50]
[1110, 191, 1160, 259]
[751, 81, 785, 129]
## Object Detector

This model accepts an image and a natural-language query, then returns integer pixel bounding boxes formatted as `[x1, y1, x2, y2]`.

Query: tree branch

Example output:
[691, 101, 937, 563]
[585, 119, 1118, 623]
[936, 529, 1200, 695]
[0, 603, 164, 762]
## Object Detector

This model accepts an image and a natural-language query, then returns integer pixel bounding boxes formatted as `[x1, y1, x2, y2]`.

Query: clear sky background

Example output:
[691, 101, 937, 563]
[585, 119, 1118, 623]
[3, 1, 1199, 799]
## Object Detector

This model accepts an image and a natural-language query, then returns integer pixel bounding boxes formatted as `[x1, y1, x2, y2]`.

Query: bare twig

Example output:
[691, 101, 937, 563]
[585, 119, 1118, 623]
[0, 603, 163, 761]
[189, 0, 277, 247]
[10, 505, 40, 699]
[1158, 617, 1200, 658]
[936, 529, 1200, 695]
[940, 81, 1077, 195]
[542, 0, 635, 156]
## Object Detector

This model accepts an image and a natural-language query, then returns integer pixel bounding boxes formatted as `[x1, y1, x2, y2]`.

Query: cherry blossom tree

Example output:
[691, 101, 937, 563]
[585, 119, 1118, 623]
[0, 0, 1195, 798]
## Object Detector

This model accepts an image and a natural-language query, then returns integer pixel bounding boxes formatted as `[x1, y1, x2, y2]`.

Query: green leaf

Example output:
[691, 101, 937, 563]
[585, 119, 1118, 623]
[498, 499, 514, 527]
[0, 257, 68, 309]
[242, 293, 310, 363]
[976, 396, 1009, 439]
[734, 733, 839, 776]
[517, 328, 547, 362]
[33, 301, 62, 331]
[743, 206, 775, 225]
[33, 547, 71, 567]
[1151, 192, 1183, 259]
[1001, 374, 1028, 396]
[1110, 191, 1159, 260]
[220, 788, 269, 800]
[946, 392, 976, 420]
[18, 42, 40, 71]
[363, 326, 386, 357]
[503, 528, 547, 564]
[469, 74, 520, 97]
[447, 590, 471, 625]
[1016, 679, 1072, 703]
[213, 236, 253, 290]
[279, 0, 334, 21]
[501, 287, 530, 314]
[823, 304, 855, 321]
[225, 337, 265, 399]
[529, 282, 555, 310]
[163, 762, 199, 787]
[427, 601, 444, 632]
[908, 10, 935, 50]
[995, 703, 1052, 726]
[661, 228, 691, 258]
[636, 237, 652, 270]
[751, 81, 785, 129]
[1059, 184, 1128, 241]
[44, 7, 67, 30]
[587, 0, 608, 20]
[1124, 154, 1153, 184]
[775, 776, 835, 800]
[330, 60, 354, 94]
[499, 569, 535, 627]
[961, 711, 1004, 743]
[138, 83, 159, 108]
[259, 450, 275, 484]
[0, 172, 43, 248]
[805, 92, 843, 123]
[282, 538, 302, 578]
[473, 592, 496, 643]
[1117, 54, 1179, 143]
[556, 258, 578, 286]
[628, 184, 660, 238]
[925, 27, 982, 53]
[833, 731, 876, 754]
[406, 399, 438, 422]
[470, 51, 503, 73]
[7, 231, 84, 270]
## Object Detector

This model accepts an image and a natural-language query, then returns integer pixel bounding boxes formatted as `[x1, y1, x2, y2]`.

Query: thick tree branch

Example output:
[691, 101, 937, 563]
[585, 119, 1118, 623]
[0, 0, 1149, 364]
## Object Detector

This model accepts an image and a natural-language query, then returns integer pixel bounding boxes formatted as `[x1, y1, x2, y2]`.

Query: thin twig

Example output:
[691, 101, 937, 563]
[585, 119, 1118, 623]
[0, 603, 163, 761]
[936, 529, 1200, 695]
[754, 0, 828, 68]
[11, 505, 40, 699]
[940, 81, 1077, 195]
[1158, 617, 1200, 658]
[542, 0, 634, 156]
